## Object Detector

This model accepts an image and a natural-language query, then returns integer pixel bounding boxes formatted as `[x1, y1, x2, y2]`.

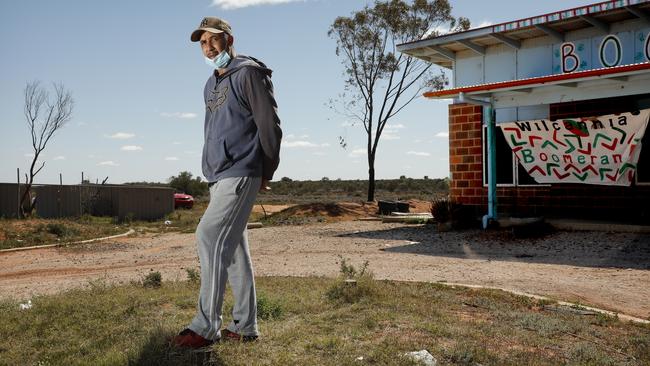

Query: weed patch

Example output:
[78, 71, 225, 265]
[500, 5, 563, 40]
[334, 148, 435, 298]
[326, 257, 378, 303]
[142, 271, 162, 288]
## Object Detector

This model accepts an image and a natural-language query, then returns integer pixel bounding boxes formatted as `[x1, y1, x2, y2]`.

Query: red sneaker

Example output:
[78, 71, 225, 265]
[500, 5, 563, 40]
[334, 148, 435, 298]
[221, 329, 258, 342]
[170, 328, 214, 349]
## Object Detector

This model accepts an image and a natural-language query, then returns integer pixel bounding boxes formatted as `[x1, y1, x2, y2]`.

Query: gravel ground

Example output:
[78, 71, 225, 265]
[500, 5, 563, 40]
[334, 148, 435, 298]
[1, 221, 648, 319]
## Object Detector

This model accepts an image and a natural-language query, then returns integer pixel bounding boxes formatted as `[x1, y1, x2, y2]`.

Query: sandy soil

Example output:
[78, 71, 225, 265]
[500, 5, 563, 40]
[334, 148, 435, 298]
[1, 221, 649, 319]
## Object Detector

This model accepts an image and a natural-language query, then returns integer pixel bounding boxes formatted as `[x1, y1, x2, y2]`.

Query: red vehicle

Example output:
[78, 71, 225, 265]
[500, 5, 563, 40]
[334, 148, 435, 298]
[174, 193, 194, 209]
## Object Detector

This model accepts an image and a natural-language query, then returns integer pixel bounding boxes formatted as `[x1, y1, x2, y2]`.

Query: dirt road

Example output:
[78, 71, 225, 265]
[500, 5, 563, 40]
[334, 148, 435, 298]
[1, 221, 649, 319]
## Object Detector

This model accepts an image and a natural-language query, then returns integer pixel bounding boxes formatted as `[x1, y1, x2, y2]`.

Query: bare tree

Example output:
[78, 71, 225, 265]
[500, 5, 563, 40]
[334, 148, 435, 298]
[20, 81, 74, 217]
[329, 0, 469, 201]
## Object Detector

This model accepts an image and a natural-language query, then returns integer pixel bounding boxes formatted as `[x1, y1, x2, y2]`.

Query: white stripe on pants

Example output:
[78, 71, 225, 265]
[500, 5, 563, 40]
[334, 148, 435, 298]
[188, 176, 260, 340]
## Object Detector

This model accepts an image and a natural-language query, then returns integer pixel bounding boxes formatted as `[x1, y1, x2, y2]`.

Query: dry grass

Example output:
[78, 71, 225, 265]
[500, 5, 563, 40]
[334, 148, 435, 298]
[0, 274, 647, 366]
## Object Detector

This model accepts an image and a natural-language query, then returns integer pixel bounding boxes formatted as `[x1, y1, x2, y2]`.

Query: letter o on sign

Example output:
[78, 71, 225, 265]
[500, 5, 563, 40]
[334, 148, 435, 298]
[599, 35, 622, 67]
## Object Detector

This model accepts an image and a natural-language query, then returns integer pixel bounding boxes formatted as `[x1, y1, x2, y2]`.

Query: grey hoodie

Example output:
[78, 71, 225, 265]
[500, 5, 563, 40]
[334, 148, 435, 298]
[202, 55, 282, 183]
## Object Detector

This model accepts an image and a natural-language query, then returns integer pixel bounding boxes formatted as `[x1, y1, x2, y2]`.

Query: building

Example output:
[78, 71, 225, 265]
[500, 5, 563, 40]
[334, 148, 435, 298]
[398, 0, 650, 226]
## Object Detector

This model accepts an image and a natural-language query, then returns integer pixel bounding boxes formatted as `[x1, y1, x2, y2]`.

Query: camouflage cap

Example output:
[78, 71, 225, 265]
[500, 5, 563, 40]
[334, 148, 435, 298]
[190, 17, 232, 42]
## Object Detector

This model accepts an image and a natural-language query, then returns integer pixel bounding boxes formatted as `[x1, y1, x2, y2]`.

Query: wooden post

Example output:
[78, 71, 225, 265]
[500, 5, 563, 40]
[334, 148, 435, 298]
[17, 168, 20, 218]
[81, 171, 84, 184]
[60, 173, 63, 185]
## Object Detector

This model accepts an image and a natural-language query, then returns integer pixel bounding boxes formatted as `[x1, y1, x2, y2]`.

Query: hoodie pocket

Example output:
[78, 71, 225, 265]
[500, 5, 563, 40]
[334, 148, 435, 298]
[206, 137, 233, 173]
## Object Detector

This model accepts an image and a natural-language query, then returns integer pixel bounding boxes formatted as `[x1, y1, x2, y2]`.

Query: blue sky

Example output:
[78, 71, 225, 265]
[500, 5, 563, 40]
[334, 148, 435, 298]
[0, 0, 596, 185]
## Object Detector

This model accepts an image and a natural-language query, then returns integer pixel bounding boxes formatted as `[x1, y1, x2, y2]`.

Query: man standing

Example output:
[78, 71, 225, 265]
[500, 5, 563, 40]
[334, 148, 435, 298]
[172, 17, 282, 348]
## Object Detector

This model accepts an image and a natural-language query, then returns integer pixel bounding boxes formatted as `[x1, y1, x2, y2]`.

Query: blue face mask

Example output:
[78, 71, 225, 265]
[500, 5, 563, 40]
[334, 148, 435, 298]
[205, 50, 231, 69]
[204, 34, 231, 69]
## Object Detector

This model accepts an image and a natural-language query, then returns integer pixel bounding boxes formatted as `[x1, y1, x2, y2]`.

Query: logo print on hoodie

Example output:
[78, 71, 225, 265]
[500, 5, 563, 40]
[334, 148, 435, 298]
[206, 86, 228, 112]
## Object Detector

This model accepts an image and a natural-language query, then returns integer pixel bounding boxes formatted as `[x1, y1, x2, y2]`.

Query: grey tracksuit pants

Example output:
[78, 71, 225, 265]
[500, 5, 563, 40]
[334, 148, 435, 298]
[188, 176, 260, 341]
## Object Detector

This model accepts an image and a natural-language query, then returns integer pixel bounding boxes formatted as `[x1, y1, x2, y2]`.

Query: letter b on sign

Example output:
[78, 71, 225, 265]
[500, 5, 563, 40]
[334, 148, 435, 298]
[562, 43, 579, 73]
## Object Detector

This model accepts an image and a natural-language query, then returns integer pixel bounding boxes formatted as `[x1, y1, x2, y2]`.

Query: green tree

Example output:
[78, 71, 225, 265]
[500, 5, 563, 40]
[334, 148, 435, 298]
[329, 0, 468, 201]
[168, 171, 208, 197]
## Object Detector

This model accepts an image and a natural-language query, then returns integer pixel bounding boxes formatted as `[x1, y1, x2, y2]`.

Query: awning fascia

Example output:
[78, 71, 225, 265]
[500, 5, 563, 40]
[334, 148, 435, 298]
[424, 62, 650, 100]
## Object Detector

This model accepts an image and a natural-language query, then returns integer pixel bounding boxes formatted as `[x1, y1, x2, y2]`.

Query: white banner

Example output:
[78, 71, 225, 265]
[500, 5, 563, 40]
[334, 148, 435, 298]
[499, 109, 650, 186]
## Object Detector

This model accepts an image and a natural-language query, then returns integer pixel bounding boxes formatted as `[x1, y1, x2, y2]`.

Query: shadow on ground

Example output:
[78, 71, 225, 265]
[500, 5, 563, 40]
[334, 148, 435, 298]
[338, 225, 650, 270]
[130, 330, 223, 366]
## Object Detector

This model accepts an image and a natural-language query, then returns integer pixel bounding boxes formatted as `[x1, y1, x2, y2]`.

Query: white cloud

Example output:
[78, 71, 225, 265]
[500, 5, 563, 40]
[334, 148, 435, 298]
[165, 157, 180, 161]
[24, 153, 34, 158]
[160, 112, 198, 119]
[121, 145, 143, 151]
[348, 148, 366, 158]
[98, 161, 119, 166]
[284, 140, 329, 148]
[53, 156, 65, 160]
[387, 123, 405, 129]
[212, 0, 302, 10]
[312, 152, 327, 156]
[476, 20, 493, 29]
[382, 133, 400, 140]
[435, 132, 449, 138]
[172, 141, 182, 145]
[285, 134, 295, 139]
[108, 132, 135, 139]
[407, 151, 431, 157]
[299, 134, 309, 139]
[77, 121, 87, 126]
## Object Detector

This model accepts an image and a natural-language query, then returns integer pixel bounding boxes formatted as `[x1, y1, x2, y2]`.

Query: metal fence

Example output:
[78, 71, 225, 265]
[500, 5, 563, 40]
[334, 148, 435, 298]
[0, 183, 24, 218]
[0, 183, 174, 221]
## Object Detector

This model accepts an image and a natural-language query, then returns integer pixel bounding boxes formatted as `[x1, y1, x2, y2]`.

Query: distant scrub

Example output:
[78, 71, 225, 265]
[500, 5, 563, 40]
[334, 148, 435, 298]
[261, 177, 449, 203]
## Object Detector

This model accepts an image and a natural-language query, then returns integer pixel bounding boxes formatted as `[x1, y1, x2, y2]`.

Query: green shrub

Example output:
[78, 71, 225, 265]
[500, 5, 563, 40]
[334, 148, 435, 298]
[42, 223, 77, 237]
[430, 197, 452, 223]
[326, 257, 377, 303]
[142, 271, 162, 288]
[256, 293, 284, 320]
[185, 268, 200, 284]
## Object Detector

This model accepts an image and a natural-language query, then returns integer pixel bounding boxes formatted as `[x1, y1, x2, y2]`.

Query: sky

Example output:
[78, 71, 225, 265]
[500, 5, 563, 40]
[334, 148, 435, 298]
[0, 0, 598, 185]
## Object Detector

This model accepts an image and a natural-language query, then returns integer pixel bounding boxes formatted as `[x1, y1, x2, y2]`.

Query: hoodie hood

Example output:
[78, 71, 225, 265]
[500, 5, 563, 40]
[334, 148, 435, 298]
[219, 55, 273, 79]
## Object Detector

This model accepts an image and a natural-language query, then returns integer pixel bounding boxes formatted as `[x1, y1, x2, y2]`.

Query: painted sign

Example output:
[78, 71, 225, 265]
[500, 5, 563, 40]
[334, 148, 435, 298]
[553, 29, 649, 73]
[500, 109, 650, 186]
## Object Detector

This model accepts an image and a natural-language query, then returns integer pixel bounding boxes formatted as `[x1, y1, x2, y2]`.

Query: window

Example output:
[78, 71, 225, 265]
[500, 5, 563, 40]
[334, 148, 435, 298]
[482, 125, 544, 186]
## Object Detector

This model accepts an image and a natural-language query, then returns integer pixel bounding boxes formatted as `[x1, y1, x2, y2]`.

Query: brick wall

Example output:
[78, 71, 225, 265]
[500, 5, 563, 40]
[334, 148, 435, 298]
[449, 103, 485, 206]
[448, 97, 650, 223]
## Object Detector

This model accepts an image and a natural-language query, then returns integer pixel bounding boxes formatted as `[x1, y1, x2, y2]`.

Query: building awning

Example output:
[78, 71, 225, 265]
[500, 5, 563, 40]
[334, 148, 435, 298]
[424, 62, 650, 108]
[397, 0, 650, 68]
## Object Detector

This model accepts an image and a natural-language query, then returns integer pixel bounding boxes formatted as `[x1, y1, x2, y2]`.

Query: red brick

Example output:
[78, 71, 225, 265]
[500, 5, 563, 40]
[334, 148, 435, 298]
[455, 131, 468, 140]
[450, 106, 463, 116]
[461, 123, 474, 131]
[468, 113, 482, 122]
[462, 188, 475, 196]
[469, 146, 483, 155]
[454, 115, 469, 123]
[461, 106, 476, 115]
